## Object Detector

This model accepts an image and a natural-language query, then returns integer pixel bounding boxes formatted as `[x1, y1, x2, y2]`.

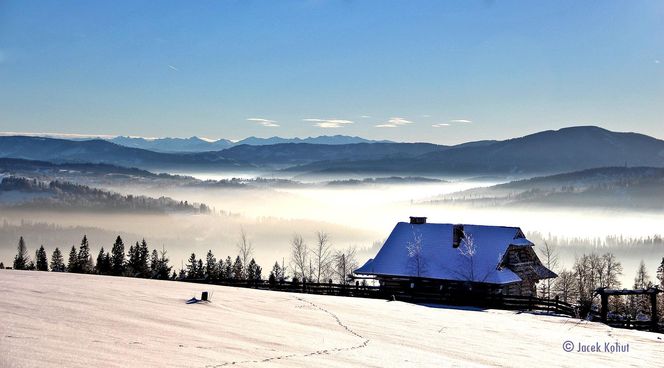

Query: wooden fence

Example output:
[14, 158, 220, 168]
[181, 278, 578, 317]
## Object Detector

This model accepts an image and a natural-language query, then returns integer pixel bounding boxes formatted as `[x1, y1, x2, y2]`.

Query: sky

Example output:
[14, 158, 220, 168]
[0, 0, 662, 144]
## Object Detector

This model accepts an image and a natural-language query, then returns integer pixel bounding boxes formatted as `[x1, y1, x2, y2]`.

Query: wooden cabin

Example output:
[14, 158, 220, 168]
[355, 217, 556, 297]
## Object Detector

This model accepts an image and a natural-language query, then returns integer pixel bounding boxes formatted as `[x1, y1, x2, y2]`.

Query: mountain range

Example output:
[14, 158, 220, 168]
[108, 135, 389, 152]
[1, 126, 663, 175]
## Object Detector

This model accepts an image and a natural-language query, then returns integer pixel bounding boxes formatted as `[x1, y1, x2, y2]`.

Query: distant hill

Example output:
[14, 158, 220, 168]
[3, 127, 663, 175]
[0, 176, 210, 213]
[0, 136, 249, 171]
[216, 142, 444, 166]
[428, 166, 664, 210]
[109, 136, 234, 153]
[106, 135, 392, 152]
[286, 127, 664, 176]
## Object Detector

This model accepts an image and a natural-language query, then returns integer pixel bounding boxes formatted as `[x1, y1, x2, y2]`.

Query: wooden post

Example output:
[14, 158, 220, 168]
[600, 291, 608, 323]
[650, 291, 658, 332]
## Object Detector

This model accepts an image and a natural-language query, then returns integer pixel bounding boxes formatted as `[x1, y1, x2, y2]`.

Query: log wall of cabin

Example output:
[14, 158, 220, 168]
[503, 245, 541, 296]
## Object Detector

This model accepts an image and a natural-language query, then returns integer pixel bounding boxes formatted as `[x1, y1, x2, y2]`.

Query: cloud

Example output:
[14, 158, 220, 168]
[360, 115, 372, 119]
[656, 60, 661, 64]
[247, 118, 279, 127]
[432, 123, 450, 128]
[449, 119, 472, 123]
[374, 117, 415, 128]
[303, 118, 353, 128]
[167, 65, 179, 71]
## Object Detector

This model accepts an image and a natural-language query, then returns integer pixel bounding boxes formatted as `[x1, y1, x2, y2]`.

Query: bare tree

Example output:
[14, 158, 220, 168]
[236, 227, 254, 270]
[457, 231, 476, 281]
[602, 252, 622, 288]
[406, 230, 426, 277]
[537, 241, 559, 299]
[553, 269, 575, 303]
[312, 231, 333, 283]
[333, 246, 359, 284]
[290, 233, 308, 280]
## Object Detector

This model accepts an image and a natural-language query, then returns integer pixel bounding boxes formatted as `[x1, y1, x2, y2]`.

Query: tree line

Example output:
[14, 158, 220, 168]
[1, 229, 361, 286]
[538, 243, 664, 320]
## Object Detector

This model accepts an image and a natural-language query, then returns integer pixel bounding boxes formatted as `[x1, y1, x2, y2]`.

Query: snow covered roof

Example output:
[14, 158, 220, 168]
[355, 222, 534, 284]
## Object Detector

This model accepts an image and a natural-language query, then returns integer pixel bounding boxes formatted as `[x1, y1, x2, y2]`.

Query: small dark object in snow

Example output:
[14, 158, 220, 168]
[201, 291, 208, 301]
[186, 297, 199, 304]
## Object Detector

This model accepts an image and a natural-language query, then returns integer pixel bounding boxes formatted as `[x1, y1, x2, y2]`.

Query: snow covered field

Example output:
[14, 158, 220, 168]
[1, 270, 662, 368]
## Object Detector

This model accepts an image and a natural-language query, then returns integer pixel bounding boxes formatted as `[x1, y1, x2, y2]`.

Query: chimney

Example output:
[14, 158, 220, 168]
[409, 216, 427, 225]
[453, 224, 464, 248]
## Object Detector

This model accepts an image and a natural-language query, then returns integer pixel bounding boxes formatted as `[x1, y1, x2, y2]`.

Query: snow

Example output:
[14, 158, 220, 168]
[1, 270, 663, 367]
[356, 222, 534, 284]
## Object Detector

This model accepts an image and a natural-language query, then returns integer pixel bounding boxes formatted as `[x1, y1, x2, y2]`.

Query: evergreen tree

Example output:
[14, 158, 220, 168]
[35, 245, 48, 271]
[78, 235, 92, 273]
[95, 247, 110, 274]
[149, 249, 159, 277]
[205, 250, 217, 279]
[186, 253, 198, 279]
[13, 236, 29, 270]
[50, 247, 65, 272]
[137, 239, 150, 278]
[126, 243, 138, 276]
[110, 236, 125, 276]
[26, 260, 36, 270]
[223, 256, 233, 280]
[246, 258, 262, 284]
[232, 256, 244, 280]
[657, 257, 664, 288]
[271, 261, 284, 282]
[196, 259, 204, 279]
[0, 262, 4, 269]
[178, 268, 187, 280]
[154, 247, 172, 279]
[67, 245, 79, 273]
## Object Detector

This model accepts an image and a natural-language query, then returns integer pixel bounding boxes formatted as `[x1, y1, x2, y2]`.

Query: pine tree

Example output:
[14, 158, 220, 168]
[232, 256, 244, 280]
[196, 259, 204, 279]
[247, 259, 257, 281]
[78, 235, 92, 273]
[205, 250, 217, 280]
[269, 261, 283, 286]
[95, 247, 109, 274]
[186, 253, 198, 279]
[137, 239, 149, 278]
[13, 236, 29, 270]
[154, 246, 172, 279]
[246, 258, 262, 284]
[126, 243, 136, 276]
[35, 245, 48, 271]
[67, 245, 78, 273]
[0, 262, 4, 269]
[50, 247, 65, 272]
[149, 249, 159, 277]
[110, 236, 125, 276]
[223, 256, 233, 280]
[656, 257, 664, 288]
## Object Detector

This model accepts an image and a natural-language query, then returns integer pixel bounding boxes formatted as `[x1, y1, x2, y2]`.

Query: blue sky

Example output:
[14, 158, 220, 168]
[0, 0, 662, 144]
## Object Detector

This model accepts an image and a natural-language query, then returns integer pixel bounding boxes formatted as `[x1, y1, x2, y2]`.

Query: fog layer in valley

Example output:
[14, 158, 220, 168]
[1, 171, 662, 287]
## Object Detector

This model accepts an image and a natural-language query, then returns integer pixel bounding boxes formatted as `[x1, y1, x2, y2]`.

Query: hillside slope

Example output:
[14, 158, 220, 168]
[1, 271, 662, 367]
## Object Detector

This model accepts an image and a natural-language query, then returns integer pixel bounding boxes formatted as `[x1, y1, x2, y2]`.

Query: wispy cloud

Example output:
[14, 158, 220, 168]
[303, 118, 353, 128]
[360, 115, 372, 119]
[449, 119, 472, 123]
[432, 123, 450, 128]
[375, 117, 415, 128]
[247, 118, 280, 127]
[167, 65, 179, 71]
